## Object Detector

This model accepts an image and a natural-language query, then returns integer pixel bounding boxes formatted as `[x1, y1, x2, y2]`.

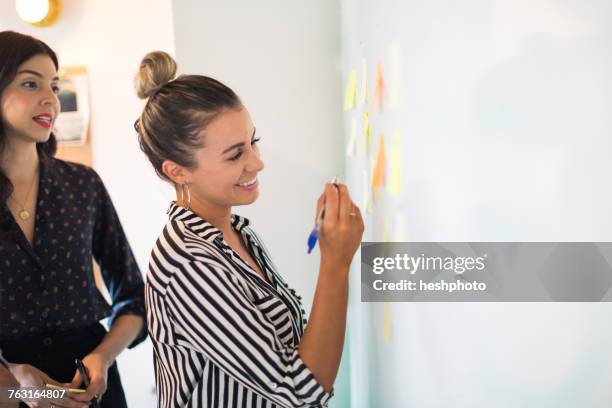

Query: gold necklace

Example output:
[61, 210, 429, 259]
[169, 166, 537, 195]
[9, 168, 38, 221]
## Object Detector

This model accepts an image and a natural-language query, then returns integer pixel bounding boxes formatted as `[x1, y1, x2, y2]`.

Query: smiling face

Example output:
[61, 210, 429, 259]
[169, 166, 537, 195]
[172, 107, 265, 211]
[0, 54, 60, 146]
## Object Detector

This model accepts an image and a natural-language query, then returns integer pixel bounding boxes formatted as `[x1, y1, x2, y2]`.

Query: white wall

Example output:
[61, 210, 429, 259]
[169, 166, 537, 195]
[172, 0, 343, 311]
[1, 1, 176, 405]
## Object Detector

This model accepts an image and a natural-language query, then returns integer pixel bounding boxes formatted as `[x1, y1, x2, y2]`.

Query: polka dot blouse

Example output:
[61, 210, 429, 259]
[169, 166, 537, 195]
[0, 157, 146, 346]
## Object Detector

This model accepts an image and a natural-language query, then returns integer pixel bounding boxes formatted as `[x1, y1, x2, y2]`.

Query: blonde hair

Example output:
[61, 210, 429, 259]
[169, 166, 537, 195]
[134, 51, 242, 181]
[135, 51, 177, 99]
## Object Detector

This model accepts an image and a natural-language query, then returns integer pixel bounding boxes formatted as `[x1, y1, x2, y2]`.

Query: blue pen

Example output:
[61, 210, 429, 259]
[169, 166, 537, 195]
[307, 176, 339, 254]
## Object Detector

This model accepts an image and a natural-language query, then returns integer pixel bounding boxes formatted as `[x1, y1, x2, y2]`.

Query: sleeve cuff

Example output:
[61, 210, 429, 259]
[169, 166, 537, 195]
[293, 353, 335, 407]
[108, 300, 147, 349]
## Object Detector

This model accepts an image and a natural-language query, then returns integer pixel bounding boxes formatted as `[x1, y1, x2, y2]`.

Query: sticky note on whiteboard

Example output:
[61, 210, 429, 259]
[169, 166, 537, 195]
[343, 70, 357, 110]
[372, 134, 386, 189]
[373, 62, 385, 112]
[381, 302, 393, 345]
[362, 112, 372, 157]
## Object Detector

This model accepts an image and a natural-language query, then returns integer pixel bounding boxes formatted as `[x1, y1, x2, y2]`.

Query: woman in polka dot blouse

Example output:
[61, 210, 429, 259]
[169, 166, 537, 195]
[0, 32, 146, 408]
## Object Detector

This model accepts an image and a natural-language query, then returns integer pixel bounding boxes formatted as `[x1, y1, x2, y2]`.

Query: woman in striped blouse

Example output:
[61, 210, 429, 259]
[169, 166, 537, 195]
[134, 51, 364, 408]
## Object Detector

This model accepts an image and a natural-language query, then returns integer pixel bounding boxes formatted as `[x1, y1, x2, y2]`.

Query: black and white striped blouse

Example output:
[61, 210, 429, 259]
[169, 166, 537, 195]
[145, 203, 333, 408]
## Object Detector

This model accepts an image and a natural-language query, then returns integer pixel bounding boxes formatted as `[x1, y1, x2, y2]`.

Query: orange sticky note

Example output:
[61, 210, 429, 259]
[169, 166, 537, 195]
[373, 62, 385, 112]
[343, 70, 357, 110]
[372, 135, 386, 189]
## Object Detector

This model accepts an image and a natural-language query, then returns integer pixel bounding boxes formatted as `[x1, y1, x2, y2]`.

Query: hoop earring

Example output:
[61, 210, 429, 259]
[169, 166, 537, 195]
[182, 183, 191, 210]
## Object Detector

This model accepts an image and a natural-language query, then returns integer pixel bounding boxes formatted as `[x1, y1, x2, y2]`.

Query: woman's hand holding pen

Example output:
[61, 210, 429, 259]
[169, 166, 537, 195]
[67, 352, 110, 405]
[316, 182, 364, 270]
[9, 364, 87, 408]
[298, 180, 364, 392]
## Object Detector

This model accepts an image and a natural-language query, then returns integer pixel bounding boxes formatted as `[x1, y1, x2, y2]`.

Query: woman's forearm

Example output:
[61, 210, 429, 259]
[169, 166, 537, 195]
[0, 367, 18, 408]
[92, 314, 144, 363]
[0, 365, 19, 388]
[298, 258, 349, 393]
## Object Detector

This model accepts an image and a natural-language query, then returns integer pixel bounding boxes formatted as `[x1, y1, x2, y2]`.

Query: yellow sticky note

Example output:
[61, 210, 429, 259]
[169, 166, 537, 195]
[362, 112, 372, 156]
[343, 70, 357, 110]
[346, 117, 357, 157]
[373, 62, 385, 112]
[381, 302, 393, 345]
[359, 58, 368, 105]
[386, 129, 403, 194]
[372, 135, 386, 189]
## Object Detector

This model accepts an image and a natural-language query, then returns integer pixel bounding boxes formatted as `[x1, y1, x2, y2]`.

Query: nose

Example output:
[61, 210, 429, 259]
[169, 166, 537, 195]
[41, 87, 59, 110]
[246, 149, 264, 173]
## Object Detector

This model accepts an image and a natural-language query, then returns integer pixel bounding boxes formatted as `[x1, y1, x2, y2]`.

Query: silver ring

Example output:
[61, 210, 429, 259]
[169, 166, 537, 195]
[349, 212, 357, 216]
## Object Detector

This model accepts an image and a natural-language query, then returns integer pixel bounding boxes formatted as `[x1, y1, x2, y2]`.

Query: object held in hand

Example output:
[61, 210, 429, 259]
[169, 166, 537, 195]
[75, 358, 100, 408]
[45, 383, 87, 393]
[307, 176, 339, 254]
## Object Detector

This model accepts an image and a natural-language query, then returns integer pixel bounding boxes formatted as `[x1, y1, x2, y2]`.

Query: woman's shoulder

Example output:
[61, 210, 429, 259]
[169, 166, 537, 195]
[147, 218, 239, 296]
[151, 218, 229, 270]
[45, 157, 102, 184]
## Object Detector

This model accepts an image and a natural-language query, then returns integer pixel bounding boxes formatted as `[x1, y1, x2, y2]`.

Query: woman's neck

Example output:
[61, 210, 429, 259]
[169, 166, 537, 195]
[176, 188, 234, 238]
[1, 138, 39, 185]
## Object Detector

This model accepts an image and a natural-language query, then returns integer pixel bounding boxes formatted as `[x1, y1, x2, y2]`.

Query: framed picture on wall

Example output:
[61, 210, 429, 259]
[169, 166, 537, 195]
[54, 66, 90, 146]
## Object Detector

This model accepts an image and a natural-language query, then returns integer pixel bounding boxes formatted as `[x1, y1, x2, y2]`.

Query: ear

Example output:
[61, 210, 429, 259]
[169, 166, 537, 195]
[162, 160, 191, 185]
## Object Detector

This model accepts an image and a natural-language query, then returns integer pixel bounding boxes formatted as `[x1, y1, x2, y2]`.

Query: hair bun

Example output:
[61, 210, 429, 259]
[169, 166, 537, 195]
[135, 51, 177, 99]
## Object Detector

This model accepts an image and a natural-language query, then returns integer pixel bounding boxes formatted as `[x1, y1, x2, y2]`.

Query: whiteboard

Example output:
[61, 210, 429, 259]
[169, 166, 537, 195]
[342, 1, 612, 407]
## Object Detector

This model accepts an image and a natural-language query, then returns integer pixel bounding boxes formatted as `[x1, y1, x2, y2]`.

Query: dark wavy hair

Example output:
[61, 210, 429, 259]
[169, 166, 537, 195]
[0, 31, 58, 201]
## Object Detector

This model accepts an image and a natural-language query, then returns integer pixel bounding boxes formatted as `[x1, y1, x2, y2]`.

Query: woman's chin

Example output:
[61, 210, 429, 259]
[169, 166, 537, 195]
[241, 194, 259, 205]
[28, 130, 53, 144]
[12, 128, 52, 145]
[233, 190, 260, 206]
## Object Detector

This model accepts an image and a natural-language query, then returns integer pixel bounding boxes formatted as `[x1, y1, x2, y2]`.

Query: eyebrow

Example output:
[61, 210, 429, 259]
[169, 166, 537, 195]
[17, 69, 60, 81]
[221, 127, 257, 154]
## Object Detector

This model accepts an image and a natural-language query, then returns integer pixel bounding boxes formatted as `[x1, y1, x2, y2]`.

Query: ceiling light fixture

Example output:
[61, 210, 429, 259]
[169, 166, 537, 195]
[16, 0, 62, 27]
